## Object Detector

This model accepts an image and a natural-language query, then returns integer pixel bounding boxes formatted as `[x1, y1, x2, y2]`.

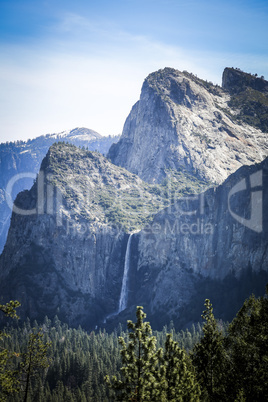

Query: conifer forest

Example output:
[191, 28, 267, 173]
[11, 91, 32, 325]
[1, 286, 267, 401]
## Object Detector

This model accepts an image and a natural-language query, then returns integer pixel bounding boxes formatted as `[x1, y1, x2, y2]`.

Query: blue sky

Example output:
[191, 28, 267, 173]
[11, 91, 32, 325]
[0, 0, 267, 142]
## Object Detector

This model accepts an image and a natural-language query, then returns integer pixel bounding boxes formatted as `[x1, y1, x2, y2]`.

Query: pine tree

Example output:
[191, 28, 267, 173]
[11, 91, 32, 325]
[0, 300, 21, 401]
[20, 329, 51, 402]
[192, 299, 227, 401]
[158, 333, 201, 401]
[106, 306, 159, 401]
[226, 288, 268, 401]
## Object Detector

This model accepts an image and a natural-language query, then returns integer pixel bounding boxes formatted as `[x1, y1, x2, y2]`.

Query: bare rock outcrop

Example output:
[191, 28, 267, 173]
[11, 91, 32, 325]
[109, 68, 268, 185]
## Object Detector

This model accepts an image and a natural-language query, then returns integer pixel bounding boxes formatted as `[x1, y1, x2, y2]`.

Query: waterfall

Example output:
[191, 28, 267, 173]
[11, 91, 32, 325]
[118, 233, 133, 313]
[103, 233, 134, 323]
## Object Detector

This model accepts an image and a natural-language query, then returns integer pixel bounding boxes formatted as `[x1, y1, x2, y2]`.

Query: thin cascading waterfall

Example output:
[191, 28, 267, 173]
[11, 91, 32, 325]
[103, 233, 134, 323]
[118, 233, 133, 313]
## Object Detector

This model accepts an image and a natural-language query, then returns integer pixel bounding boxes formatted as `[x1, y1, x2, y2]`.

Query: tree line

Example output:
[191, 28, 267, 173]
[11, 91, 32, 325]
[0, 286, 267, 401]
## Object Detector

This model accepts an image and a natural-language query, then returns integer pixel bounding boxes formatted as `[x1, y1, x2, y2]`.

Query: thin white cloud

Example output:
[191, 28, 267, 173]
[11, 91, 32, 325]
[0, 16, 267, 143]
[57, 13, 93, 33]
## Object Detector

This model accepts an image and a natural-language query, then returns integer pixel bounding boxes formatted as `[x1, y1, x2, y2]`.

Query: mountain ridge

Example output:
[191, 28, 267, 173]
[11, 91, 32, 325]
[108, 67, 268, 185]
[0, 128, 120, 253]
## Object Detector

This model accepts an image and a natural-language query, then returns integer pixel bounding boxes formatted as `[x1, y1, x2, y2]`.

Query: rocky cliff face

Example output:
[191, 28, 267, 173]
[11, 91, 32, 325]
[222, 67, 268, 132]
[0, 142, 168, 328]
[1, 142, 267, 329]
[108, 68, 267, 185]
[124, 156, 268, 327]
[0, 128, 120, 254]
[222, 67, 268, 95]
